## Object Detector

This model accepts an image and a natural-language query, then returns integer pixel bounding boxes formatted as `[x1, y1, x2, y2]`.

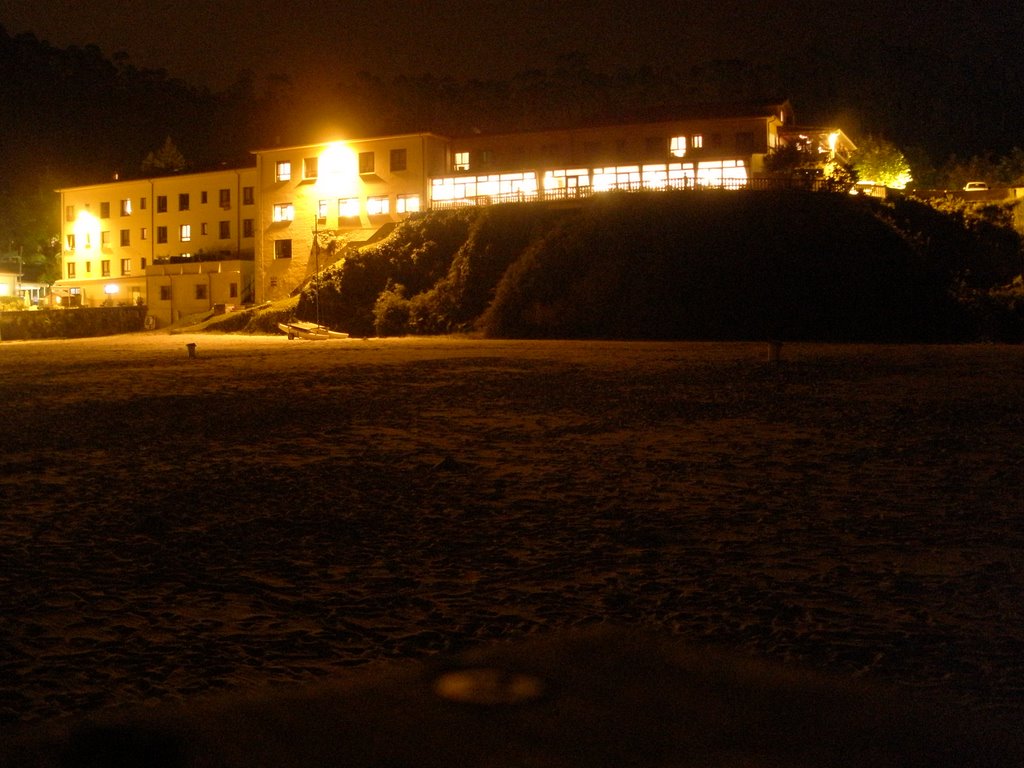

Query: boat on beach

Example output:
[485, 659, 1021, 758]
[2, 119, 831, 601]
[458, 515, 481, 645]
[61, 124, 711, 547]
[278, 321, 350, 340]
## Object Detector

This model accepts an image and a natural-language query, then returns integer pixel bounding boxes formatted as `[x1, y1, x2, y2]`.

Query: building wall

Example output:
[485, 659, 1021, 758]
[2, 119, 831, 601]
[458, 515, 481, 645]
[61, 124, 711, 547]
[146, 260, 254, 327]
[448, 114, 786, 175]
[0, 271, 17, 301]
[55, 168, 257, 309]
[254, 134, 448, 303]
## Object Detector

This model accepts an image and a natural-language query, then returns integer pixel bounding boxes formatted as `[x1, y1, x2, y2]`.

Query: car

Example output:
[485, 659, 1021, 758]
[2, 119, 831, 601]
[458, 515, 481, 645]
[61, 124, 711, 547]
[963, 181, 989, 191]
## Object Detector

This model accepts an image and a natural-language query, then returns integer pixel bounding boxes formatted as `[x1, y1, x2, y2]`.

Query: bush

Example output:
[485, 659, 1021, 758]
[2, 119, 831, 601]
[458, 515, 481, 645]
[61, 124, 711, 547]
[289, 190, 1020, 343]
[373, 283, 411, 336]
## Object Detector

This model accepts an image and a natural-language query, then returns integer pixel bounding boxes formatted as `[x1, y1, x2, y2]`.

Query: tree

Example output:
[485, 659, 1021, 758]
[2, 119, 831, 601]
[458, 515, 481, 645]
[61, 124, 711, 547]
[852, 136, 913, 189]
[141, 136, 188, 175]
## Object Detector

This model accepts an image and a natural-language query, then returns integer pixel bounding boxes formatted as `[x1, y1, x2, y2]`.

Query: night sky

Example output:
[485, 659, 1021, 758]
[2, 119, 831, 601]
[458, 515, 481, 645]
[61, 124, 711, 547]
[3, 0, 1022, 91]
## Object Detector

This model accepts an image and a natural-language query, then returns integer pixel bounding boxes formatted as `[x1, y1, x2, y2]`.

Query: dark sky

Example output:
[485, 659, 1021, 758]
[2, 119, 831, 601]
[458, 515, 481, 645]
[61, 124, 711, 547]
[3, 0, 1022, 92]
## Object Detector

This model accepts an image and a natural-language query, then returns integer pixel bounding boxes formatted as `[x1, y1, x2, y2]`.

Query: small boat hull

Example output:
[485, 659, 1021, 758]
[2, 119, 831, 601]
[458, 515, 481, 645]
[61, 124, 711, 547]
[278, 322, 349, 340]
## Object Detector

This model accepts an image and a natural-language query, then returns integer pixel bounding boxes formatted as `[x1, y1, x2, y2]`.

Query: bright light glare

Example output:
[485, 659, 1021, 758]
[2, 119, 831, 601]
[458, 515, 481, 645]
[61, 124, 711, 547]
[72, 211, 100, 251]
[104, 284, 118, 295]
[317, 142, 359, 195]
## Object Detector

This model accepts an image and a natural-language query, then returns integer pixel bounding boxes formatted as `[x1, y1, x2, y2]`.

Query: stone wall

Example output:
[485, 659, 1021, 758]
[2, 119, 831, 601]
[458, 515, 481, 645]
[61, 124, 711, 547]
[0, 306, 147, 340]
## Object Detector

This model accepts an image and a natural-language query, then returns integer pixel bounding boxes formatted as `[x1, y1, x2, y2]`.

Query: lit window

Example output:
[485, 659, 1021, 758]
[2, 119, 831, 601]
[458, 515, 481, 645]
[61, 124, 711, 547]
[178, 193, 189, 211]
[317, 199, 328, 221]
[141, 227, 148, 241]
[120, 229, 130, 247]
[358, 152, 375, 174]
[390, 148, 407, 172]
[120, 258, 131, 275]
[275, 161, 291, 182]
[304, 157, 318, 179]
[367, 195, 389, 215]
[670, 136, 687, 157]
[272, 203, 294, 222]
[274, 239, 292, 259]
[692, 135, 703, 149]
[454, 151, 470, 171]
[180, 224, 191, 242]
[396, 194, 420, 214]
[120, 199, 132, 216]
[338, 198, 359, 218]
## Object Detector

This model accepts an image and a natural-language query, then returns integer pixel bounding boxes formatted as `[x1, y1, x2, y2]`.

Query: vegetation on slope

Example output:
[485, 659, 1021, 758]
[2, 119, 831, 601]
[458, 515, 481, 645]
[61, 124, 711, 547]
[288, 191, 1021, 343]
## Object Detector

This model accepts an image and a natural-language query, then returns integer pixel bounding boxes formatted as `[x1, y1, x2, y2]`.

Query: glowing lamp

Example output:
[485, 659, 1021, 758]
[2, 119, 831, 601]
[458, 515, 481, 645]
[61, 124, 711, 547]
[317, 142, 359, 195]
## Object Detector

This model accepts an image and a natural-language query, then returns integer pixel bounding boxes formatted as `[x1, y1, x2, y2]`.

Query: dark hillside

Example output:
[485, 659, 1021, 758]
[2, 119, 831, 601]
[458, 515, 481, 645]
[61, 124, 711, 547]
[298, 191, 1021, 342]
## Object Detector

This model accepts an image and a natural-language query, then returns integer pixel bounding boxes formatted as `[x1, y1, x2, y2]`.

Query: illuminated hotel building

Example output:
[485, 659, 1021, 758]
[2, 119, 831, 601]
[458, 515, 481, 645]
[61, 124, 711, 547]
[56, 168, 257, 326]
[55, 101, 854, 320]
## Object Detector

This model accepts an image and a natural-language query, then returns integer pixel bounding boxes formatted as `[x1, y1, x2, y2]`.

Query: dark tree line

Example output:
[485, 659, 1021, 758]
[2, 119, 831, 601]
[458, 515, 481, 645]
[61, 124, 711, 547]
[2, 23, 1023, 263]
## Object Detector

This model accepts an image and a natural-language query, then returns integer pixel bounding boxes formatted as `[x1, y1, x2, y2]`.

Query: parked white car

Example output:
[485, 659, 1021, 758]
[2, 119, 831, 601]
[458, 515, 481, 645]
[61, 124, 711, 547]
[963, 181, 989, 191]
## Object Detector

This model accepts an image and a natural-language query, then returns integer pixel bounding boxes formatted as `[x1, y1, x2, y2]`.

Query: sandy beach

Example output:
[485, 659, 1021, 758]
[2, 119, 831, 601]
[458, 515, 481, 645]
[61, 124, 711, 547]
[1, 334, 1022, 730]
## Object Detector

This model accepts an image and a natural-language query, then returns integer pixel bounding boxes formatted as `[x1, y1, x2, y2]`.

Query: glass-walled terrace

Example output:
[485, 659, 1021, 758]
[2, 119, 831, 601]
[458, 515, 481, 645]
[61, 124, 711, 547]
[430, 160, 749, 208]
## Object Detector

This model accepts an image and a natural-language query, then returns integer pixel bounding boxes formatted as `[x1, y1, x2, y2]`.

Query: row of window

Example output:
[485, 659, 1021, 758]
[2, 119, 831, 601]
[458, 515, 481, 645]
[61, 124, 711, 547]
[272, 194, 421, 223]
[65, 188, 257, 222]
[273, 149, 408, 182]
[67, 220, 256, 251]
[67, 258, 144, 278]
[152, 283, 238, 301]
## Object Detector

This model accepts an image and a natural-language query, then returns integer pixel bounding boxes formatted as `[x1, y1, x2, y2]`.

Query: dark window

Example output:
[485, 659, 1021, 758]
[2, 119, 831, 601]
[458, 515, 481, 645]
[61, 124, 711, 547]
[157, 196, 167, 213]
[358, 152, 375, 174]
[219, 221, 230, 239]
[157, 226, 168, 244]
[735, 132, 755, 152]
[120, 229, 130, 246]
[229, 282, 238, 298]
[200, 191, 208, 204]
[101, 260, 111, 276]
[274, 239, 292, 259]
[196, 284, 207, 300]
[178, 193, 190, 211]
[389, 148, 407, 172]
[100, 202, 110, 218]
[159, 285, 171, 300]
[243, 219, 255, 238]
[219, 188, 231, 207]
